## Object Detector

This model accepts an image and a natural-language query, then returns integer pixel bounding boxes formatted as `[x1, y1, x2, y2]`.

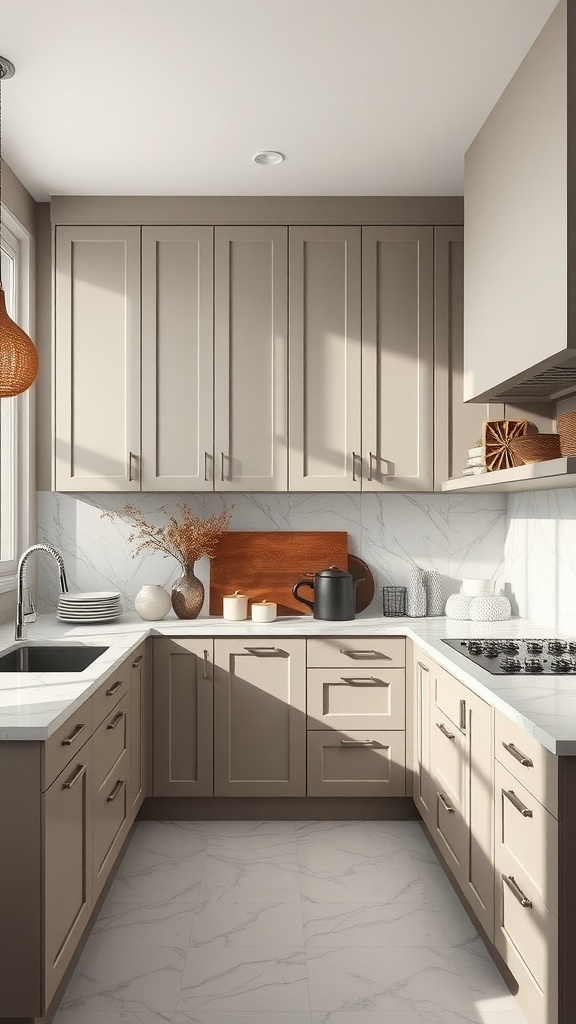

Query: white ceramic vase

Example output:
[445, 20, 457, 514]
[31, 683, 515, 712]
[469, 594, 511, 622]
[445, 593, 473, 620]
[134, 584, 172, 621]
[424, 571, 443, 616]
[406, 566, 426, 617]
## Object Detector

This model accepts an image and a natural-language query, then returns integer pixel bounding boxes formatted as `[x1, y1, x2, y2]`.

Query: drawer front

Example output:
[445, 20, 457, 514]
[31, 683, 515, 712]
[93, 665, 130, 731]
[307, 637, 405, 669]
[307, 730, 405, 797]
[93, 748, 129, 901]
[307, 667, 405, 730]
[92, 694, 130, 791]
[495, 760, 558, 916]
[431, 707, 467, 879]
[495, 710, 558, 817]
[44, 699, 93, 791]
[433, 664, 467, 733]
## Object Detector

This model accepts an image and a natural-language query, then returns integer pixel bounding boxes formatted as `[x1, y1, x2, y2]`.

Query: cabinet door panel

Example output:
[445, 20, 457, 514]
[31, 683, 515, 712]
[142, 227, 214, 490]
[466, 687, 494, 939]
[431, 707, 467, 884]
[413, 652, 434, 827]
[93, 748, 130, 902]
[214, 639, 306, 796]
[129, 645, 146, 816]
[214, 227, 287, 491]
[307, 667, 405, 731]
[55, 226, 141, 491]
[362, 227, 433, 491]
[153, 639, 213, 796]
[289, 227, 361, 491]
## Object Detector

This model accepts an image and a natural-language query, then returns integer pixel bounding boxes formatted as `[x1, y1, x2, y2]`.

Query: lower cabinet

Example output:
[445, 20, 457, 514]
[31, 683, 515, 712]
[153, 638, 214, 796]
[92, 695, 131, 901]
[413, 651, 435, 828]
[307, 729, 405, 796]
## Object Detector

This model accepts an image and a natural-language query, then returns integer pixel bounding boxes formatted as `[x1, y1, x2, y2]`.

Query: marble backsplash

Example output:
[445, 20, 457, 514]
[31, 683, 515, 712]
[37, 491, 507, 618]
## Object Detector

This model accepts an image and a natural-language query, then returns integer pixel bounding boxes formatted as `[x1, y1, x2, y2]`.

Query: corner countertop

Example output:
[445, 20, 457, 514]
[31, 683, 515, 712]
[1, 611, 576, 755]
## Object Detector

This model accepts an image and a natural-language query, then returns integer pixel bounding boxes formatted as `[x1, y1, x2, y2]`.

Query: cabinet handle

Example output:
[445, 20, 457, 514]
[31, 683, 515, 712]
[61, 722, 86, 747]
[503, 788, 533, 818]
[438, 791, 455, 813]
[107, 710, 125, 731]
[502, 741, 534, 768]
[339, 649, 383, 659]
[341, 738, 377, 746]
[132, 655, 143, 668]
[459, 699, 467, 732]
[436, 721, 455, 741]
[243, 646, 284, 657]
[352, 451, 360, 482]
[220, 452, 226, 482]
[204, 451, 211, 482]
[203, 649, 210, 679]
[417, 661, 429, 674]
[106, 778, 125, 803]
[503, 873, 533, 908]
[63, 763, 87, 789]
[368, 451, 376, 482]
[128, 451, 137, 482]
[106, 680, 123, 697]
[341, 676, 388, 686]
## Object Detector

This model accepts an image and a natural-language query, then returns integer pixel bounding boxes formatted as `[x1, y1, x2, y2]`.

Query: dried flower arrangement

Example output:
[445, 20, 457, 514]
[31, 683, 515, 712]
[102, 502, 233, 570]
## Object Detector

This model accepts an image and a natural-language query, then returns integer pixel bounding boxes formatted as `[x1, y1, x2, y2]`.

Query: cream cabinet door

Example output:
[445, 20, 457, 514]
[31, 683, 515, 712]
[214, 227, 288, 491]
[214, 639, 306, 796]
[413, 650, 434, 828]
[142, 227, 214, 490]
[463, 686, 494, 939]
[55, 226, 141, 491]
[430, 707, 468, 888]
[153, 639, 213, 797]
[129, 644, 147, 817]
[289, 226, 362, 491]
[362, 226, 433, 491]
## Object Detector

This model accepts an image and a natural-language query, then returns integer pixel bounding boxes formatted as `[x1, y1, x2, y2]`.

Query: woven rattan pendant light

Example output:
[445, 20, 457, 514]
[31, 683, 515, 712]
[0, 56, 38, 397]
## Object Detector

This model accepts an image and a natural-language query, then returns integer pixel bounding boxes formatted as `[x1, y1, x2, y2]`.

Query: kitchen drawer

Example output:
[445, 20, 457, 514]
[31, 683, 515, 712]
[93, 747, 129, 901]
[433, 664, 467, 733]
[495, 759, 558, 916]
[306, 637, 405, 669]
[43, 698, 93, 791]
[495, 710, 558, 817]
[93, 664, 130, 730]
[307, 730, 405, 797]
[430, 706, 467, 881]
[92, 694, 129, 791]
[307, 667, 405, 730]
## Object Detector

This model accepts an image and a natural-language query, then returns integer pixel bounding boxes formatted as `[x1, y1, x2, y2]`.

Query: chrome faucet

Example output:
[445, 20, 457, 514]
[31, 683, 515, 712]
[15, 544, 69, 640]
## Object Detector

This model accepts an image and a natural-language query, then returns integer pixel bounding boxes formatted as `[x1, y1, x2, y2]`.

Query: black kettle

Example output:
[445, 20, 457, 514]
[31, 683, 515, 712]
[292, 566, 364, 621]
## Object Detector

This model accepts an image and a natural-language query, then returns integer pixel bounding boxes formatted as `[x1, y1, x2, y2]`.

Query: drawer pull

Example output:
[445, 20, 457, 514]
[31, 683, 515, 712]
[106, 680, 124, 697]
[243, 646, 284, 657]
[438, 792, 455, 813]
[106, 778, 125, 803]
[107, 710, 125, 731]
[503, 788, 533, 818]
[436, 721, 455, 740]
[203, 649, 211, 679]
[341, 676, 388, 686]
[340, 738, 377, 747]
[502, 741, 534, 768]
[417, 661, 429, 673]
[61, 722, 86, 746]
[339, 649, 384, 659]
[459, 699, 467, 731]
[503, 873, 533, 908]
[132, 655, 143, 668]
[62, 763, 87, 789]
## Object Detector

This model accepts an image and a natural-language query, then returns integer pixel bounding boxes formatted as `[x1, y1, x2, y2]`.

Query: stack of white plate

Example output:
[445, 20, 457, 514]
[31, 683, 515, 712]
[57, 591, 123, 623]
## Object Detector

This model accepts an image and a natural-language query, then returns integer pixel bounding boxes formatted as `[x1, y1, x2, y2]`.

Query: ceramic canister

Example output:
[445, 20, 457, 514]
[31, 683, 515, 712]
[222, 590, 249, 620]
[134, 584, 172, 621]
[251, 600, 277, 622]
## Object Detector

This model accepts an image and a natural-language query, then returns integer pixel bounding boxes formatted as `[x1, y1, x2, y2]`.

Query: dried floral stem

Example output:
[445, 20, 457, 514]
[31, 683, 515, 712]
[102, 502, 233, 568]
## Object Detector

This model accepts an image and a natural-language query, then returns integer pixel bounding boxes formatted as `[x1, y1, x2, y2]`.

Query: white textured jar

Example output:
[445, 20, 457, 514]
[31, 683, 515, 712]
[445, 593, 473, 620]
[251, 600, 277, 622]
[134, 584, 172, 621]
[222, 590, 248, 621]
[460, 578, 494, 597]
[469, 594, 511, 621]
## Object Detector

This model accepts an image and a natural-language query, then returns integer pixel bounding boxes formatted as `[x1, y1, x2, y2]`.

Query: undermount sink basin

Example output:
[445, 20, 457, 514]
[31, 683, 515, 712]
[0, 644, 109, 673]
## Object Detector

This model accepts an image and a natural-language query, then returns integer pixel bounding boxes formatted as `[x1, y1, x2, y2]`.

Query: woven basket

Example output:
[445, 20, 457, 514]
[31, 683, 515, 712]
[557, 412, 576, 456]
[508, 433, 562, 465]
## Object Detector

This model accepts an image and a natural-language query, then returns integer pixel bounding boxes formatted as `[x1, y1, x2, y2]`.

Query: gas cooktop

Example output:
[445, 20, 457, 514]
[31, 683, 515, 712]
[443, 638, 576, 675]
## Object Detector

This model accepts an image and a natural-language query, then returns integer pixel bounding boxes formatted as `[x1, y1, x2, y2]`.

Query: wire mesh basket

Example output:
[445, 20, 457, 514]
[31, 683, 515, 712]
[382, 586, 407, 617]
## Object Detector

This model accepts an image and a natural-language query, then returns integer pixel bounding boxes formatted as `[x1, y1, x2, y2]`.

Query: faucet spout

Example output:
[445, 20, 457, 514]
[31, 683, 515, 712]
[15, 544, 69, 641]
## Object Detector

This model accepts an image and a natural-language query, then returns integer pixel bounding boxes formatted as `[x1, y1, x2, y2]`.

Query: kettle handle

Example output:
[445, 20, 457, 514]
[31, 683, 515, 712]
[292, 579, 314, 611]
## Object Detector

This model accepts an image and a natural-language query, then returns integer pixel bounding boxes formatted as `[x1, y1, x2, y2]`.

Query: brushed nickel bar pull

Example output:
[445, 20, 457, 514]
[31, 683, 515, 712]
[128, 451, 137, 482]
[106, 680, 123, 697]
[203, 649, 210, 679]
[438, 792, 455, 813]
[368, 451, 376, 482]
[339, 649, 383, 659]
[459, 699, 467, 731]
[352, 451, 359, 482]
[204, 451, 210, 482]
[341, 676, 388, 686]
[436, 721, 456, 740]
[107, 711, 125, 731]
[220, 452, 226, 482]
[107, 778, 125, 803]
[132, 655, 143, 668]
[63, 763, 87, 789]
[417, 661, 429, 673]
[502, 741, 534, 768]
[341, 738, 376, 746]
[243, 646, 284, 657]
[61, 722, 86, 747]
[503, 789, 533, 818]
[503, 873, 533, 908]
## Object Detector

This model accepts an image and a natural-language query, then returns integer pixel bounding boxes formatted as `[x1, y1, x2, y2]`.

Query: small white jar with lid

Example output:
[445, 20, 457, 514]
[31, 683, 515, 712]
[222, 590, 248, 621]
[251, 600, 277, 623]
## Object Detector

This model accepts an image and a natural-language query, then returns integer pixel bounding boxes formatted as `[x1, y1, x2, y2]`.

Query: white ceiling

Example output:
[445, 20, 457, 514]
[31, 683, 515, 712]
[0, 0, 559, 200]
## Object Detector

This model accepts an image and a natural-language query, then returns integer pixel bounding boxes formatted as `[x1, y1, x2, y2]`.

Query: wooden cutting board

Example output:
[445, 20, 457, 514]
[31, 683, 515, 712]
[209, 531, 348, 615]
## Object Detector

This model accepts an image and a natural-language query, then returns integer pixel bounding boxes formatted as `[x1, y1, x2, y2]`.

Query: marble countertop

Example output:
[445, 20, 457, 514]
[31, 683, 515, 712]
[1, 611, 576, 754]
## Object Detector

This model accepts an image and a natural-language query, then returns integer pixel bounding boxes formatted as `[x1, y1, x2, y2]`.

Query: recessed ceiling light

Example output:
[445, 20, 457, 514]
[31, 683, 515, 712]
[253, 151, 285, 166]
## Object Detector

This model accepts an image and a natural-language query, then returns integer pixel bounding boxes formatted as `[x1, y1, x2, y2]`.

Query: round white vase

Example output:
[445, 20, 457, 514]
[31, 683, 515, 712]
[445, 593, 473, 620]
[468, 594, 511, 622]
[134, 584, 172, 621]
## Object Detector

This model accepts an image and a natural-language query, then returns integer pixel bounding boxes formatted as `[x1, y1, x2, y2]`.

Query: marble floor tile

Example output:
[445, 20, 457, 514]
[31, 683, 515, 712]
[480, 1013, 529, 1024]
[411, 856, 460, 903]
[299, 847, 430, 904]
[294, 820, 422, 841]
[310, 1012, 484, 1024]
[108, 844, 205, 905]
[59, 947, 185, 1012]
[208, 832, 298, 853]
[306, 946, 477, 1013]
[302, 903, 449, 947]
[199, 846, 301, 904]
[132, 821, 212, 853]
[174, 1014, 312, 1023]
[88, 901, 196, 948]
[433, 900, 479, 949]
[177, 947, 309, 1012]
[53, 1013, 173, 1024]
[452, 942, 520, 1013]
[190, 900, 305, 947]
[296, 825, 408, 858]
[208, 820, 296, 836]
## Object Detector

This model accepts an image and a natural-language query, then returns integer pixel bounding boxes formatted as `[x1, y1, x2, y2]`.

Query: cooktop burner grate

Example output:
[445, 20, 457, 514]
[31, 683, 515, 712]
[442, 638, 576, 675]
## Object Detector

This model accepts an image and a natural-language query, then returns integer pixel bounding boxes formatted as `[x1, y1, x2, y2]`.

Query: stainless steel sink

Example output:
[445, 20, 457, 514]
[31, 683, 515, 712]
[0, 644, 109, 673]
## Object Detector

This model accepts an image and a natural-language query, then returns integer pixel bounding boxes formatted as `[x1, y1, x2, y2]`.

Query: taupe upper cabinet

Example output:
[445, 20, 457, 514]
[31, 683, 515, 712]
[289, 226, 362, 491]
[55, 226, 141, 491]
[362, 227, 434, 491]
[214, 227, 288, 491]
[141, 227, 213, 490]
